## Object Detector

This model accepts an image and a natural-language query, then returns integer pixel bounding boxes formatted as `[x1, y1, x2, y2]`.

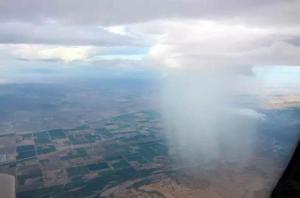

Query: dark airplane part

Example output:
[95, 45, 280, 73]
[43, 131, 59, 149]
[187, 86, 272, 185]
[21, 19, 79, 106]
[271, 140, 300, 198]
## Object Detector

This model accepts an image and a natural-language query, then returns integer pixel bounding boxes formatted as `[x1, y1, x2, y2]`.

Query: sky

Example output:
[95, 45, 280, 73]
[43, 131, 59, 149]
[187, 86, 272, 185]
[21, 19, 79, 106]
[0, 1, 299, 138]
[0, 0, 299, 75]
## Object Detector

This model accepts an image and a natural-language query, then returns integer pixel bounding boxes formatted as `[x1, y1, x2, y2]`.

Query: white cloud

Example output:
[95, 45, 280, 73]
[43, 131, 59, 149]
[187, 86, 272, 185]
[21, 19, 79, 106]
[7, 44, 93, 63]
[233, 108, 266, 121]
[105, 26, 127, 35]
[142, 20, 300, 68]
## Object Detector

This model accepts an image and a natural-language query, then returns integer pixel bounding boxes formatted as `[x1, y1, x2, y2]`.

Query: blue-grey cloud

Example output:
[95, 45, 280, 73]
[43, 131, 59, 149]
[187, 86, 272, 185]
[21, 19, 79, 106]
[0, 22, 146, 46]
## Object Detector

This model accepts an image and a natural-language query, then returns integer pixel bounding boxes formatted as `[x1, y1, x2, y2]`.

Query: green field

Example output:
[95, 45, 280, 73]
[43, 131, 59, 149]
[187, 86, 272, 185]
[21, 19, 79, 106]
[16, 145, 36, 160]
[34, 131, 51, 144]
[67, 165, 89, 177]
[87, 162, 110, 171]
[37, 145, 56, 154]
[48, 129, 66, 139]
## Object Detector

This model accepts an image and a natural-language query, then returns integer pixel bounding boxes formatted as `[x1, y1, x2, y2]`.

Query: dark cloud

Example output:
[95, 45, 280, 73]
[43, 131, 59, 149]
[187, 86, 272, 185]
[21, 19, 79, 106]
[286, 36, 300, 47]
[0, 0, 298, 27]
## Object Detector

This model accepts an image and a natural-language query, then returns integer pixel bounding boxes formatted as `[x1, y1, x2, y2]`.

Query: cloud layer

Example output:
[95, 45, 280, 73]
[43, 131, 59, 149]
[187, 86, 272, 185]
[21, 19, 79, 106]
[0, 0, 299, 68]
[1, 0, 299, 27]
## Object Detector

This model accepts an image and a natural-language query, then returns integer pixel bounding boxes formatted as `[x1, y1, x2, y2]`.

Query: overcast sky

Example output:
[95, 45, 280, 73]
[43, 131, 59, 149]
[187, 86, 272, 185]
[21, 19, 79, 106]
[0, 0, 300, 73]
